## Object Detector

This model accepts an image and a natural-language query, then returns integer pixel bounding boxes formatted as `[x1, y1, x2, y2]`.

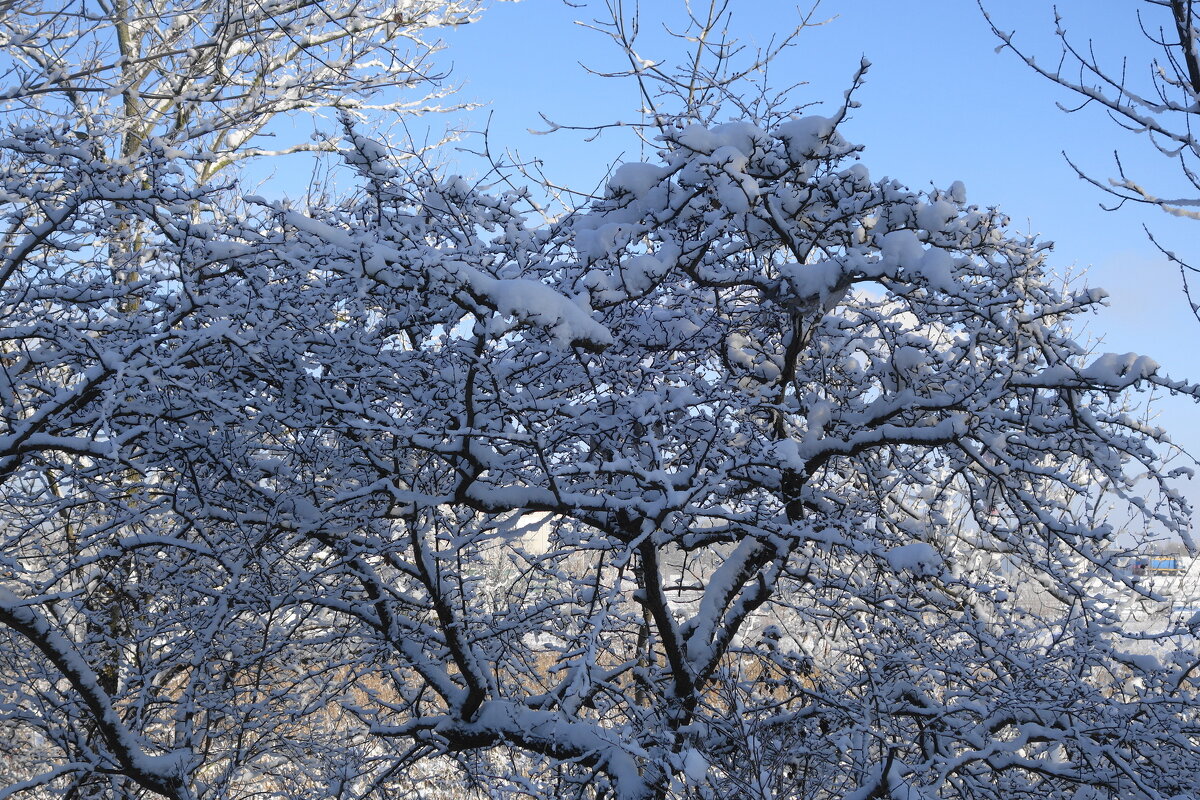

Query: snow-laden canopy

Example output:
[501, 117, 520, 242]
[0, 111, 1197, 800]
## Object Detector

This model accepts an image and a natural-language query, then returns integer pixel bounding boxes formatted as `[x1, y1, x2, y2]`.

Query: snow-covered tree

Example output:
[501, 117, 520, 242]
[2, 4, 1200, 800]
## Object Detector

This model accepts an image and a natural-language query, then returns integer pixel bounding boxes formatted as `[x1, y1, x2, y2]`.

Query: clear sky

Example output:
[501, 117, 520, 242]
[420, 0, 1200, 531]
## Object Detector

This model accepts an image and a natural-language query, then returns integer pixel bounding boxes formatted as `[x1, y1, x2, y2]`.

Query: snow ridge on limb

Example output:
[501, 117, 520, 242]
[0, 589, 191, 799]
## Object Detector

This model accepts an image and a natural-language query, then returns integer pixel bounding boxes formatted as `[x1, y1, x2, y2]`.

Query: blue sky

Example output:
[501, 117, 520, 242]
[424, 1, 1200, 525]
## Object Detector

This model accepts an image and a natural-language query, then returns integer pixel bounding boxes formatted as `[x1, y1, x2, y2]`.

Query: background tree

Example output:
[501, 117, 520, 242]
[0, 3, 494, 768]
[0, 2, 488, 795]
[0, 0, 486, 180]
[982, 0, 1200, 318]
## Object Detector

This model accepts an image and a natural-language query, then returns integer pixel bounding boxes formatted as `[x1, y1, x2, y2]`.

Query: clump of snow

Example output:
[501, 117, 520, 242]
[673, 122, 761, 156]
[607, 162, 666, 199]
[619, 254, 668, 295]
[884, 542, 943, 576]
[576, 222, 634, 260]
[682, 748, 708, 784]
[879, 229, 925, 269]
[891, 345, 926, 373]
[774, 115, 835, 161]
[779, 260, 849, 304]
[915, 247, 956, 292]
[915, 199, 957, 233]
[707, 121, 762, 157]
